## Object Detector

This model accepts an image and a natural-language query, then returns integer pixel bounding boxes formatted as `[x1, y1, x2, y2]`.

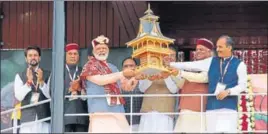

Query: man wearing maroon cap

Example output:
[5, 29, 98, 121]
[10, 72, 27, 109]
[169, 38, 214, 132]
[64, 43, 88, 132]
[169, 35, 247, 133]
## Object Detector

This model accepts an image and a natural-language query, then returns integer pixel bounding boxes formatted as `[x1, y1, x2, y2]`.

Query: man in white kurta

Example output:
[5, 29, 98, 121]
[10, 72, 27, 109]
[138, 76, 178, 133]
[169, 35, 248, 133]
[136, 48, 178, 132]
[14, 46, 51, 133]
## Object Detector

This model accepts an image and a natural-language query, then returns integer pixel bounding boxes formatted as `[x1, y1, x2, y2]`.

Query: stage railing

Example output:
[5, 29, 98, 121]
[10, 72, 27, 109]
[1, 93, 267, 133]
[0, 99, 51, 133]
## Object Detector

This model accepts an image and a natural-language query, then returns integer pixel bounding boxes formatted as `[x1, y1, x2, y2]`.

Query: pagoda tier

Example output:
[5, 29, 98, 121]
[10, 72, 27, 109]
[136, 52, 171, 75]
[126, 3, 175, 75]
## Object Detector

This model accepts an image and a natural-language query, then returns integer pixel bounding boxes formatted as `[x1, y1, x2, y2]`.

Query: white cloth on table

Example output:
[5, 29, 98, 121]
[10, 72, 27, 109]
[19, 115, 50, 133]
[206, 108, 238, 133]
[138, 111, 174, 133]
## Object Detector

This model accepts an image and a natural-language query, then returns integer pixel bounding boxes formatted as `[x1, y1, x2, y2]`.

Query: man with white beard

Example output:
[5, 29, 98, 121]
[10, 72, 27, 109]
[70, 35, 136, 132]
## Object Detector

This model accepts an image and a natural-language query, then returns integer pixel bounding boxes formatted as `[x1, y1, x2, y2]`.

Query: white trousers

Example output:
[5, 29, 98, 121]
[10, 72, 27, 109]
[174, 109, 206, 133]
[206, 108, 238, 133]
[19, 115, 50, 133]
[138, 111, 174, 133]
[131, 124, 139, 132]
[88, 113, 130, 133]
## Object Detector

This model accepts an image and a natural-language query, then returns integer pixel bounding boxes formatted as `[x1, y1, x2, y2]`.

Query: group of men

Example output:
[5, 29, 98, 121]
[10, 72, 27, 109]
[13, 34, 247, 133]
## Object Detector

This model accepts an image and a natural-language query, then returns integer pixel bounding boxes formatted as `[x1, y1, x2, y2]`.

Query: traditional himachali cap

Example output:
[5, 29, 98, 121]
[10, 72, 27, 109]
[196, 38, 214, 50]
[65, 43, 79, 52]
[91, 35, 109, 48]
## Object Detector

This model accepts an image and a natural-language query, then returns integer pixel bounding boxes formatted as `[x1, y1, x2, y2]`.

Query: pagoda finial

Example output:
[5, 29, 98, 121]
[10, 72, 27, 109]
[144, 3, 153, 15]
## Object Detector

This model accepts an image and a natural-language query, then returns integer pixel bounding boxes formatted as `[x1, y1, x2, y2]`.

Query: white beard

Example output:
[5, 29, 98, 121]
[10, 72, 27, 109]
[93, 52, 109, 61]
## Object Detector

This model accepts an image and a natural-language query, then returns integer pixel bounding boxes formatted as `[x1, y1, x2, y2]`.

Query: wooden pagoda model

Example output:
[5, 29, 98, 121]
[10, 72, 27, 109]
[126, 4, 175, 75]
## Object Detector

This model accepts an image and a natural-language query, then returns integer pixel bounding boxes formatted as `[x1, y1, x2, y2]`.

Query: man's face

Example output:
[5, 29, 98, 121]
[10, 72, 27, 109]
[122, 59, 136, 71]
[216, 38, 232, 58]
[93, 44, 109, 61]
[25, 49, 40, 67]
[195, 45, 212, 60]
[66, 49, 79, 65]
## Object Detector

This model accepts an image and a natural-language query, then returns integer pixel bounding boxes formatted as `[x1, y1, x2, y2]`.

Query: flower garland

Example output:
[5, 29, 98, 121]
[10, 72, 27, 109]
[237, 76, 255, 131]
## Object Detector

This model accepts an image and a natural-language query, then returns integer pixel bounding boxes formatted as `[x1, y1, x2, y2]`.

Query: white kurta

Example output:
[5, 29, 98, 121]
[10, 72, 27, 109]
[14, 73, 51, 133]
[138, 111, 174, 133]
[170, 56, 247, 133]
[206, 108, 238, 133]
[138, 77, 178, 133]
[171, 71, 208, 133]
[174, 109, 206, 133]
[19, 115, 50, 133]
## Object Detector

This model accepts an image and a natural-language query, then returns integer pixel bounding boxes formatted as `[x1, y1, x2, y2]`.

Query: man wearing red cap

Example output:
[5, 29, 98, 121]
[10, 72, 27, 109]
[170, 38, 214, 132]
[71, 35, 136, 132]
[64, 43, 88, 132]
[169, 35, 247, 133]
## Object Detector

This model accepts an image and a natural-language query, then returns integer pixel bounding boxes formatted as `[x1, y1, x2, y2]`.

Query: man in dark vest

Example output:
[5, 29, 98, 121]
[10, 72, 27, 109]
[169, 35, 248, 133]
[64, 43, 88, 132]
[14, 46, 51, 133]
[121, 57, 143, 132]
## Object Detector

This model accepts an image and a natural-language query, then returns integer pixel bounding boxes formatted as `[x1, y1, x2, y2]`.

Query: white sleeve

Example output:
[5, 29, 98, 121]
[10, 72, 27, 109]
[14, 74, 32, 101]
[171, 75, 185, 89]
[170, 57, 212, 72]
[138, 79, 152, 93]
[180, 71, 209, 83]
[164, 76, 179, 93]
[39, 75, 51, 99]
[228, 62, 248, 95]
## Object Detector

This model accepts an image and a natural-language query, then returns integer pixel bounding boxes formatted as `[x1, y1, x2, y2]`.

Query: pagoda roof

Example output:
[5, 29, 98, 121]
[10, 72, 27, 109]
[126, 3, 175, 47]
[126, 34, 174, 47]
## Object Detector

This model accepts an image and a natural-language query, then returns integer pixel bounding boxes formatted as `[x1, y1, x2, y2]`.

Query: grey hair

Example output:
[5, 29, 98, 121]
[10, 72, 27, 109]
[219, 35, 235, 50]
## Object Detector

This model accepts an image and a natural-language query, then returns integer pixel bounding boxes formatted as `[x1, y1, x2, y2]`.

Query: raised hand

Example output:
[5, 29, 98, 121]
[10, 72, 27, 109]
[168, 67, 180, 76]
[135, 72, 147, 80]
[121, 77, 138, 92]
[26, 67, 33, 82]
[36, 68, 43, 83]
[148, 74, 160, 81]
[122, 68, 135, 79]
[159, 71, 170, 79]
[69, 78, 82, 92]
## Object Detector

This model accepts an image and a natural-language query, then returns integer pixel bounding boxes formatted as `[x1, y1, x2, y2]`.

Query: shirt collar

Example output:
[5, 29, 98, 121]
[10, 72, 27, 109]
[66, 64, 77, 70]
[223, 55, 233, 61]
